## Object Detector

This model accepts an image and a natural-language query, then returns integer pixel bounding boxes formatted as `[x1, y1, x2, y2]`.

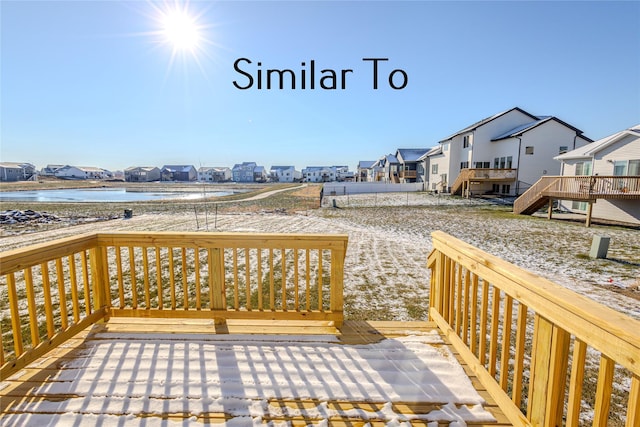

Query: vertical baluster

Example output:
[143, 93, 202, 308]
[41, 262, 55, 338]
[245, 248, 251, 311]
[7, 273, 23, 356]
[195, 248, 202, 310]
[281, 248, 287, 311]
[455, 264, 463, 335]
[479, 279, 489, 365]
[81, 251, 92, 316]
[115, 247, 124, 308]
[55, 258, 68, 330]
[305, 249, 311, 311]
[268, 248, 275, 310]
[142, 247, 150, 309]
[488, 287, 501, 377]
[257, 249, 263, 310]
[499, 294, 513, 390]
[470, 273, 479, 355]
[128, 247, 137, 309]
[566, 338, 586, 426]
[317, 249, 323, 311]
[169, 248, 176, 309]
[294, 249, 299, 311]
[593, 354, 615, 426]
[181, 248, 188, 310]
[156, 247, 163, 309]
[68, 254, 80, 323]
[462, 269, 470, 345]
[24, 268, 39, 347]
[512, 303, 528, 406]
[233, 248, 239, 310]
[626, 375, 640, 427]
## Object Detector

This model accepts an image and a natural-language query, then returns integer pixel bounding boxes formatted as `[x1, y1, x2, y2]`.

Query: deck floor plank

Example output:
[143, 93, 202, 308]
[0, 319, 513, 426]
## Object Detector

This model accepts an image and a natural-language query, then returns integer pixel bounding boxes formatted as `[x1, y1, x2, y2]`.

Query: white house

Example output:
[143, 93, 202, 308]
[198, 167, 231, 182]
[269, 166, 302, 183]
[40, 164, 64, 176]
[555, 124, 640, 225]
[423, 107, 592, 196]
[356, 161, 376, 182]
[54, 165, 112, 180]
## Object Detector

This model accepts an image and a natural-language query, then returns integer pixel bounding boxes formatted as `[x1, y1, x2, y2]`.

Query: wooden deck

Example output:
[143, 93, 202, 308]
[1, 318, 512, 426]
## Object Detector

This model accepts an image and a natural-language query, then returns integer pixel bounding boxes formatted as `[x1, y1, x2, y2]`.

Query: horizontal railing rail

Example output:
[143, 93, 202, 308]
[451, 168, 518, 195]
[1, 232, 348, 380]
[428, 230, 640, 426]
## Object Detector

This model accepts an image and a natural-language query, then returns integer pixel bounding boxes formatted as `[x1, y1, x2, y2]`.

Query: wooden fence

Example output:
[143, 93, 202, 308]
[428, 230, 639, 426]
[0, 232, 348, 379]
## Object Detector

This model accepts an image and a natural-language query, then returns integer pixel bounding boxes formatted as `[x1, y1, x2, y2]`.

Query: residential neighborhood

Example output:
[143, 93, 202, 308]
[2, 106, 638, 225]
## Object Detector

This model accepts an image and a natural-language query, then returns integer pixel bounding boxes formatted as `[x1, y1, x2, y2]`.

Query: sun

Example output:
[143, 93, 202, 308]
[160, 8, 201, 51]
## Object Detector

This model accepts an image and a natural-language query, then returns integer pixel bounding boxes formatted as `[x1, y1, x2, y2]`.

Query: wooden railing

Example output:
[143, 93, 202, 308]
[0, 232, 348, 380]
[399, 170, 417, 179]
[428, 231, 640, 426]
[514, 176, 640, 214]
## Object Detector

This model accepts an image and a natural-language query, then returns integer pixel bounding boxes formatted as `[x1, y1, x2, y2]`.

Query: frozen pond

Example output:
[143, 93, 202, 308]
[0, 188, 234, 203]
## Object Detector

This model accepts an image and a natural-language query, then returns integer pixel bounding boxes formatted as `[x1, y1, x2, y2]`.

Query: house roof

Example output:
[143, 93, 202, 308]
[491, 117, 591, 142]
[555, 124, 640, 161]
[439, 107, 539, 142]
[419, 146, 442, 160]
[270, 166, 294, 171]
[125, 166, 158, 172]
[396, 148, 430, 162]
[380, 154, 398, 165]
[0, 162, 33, 168]
[358, 161, 376, 169]
[162, 165, 195, 172]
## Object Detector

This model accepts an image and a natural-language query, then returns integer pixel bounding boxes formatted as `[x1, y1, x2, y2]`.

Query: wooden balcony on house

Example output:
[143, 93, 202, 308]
[513, 175, 640, 216]
[1, 232, 638, 426]
[451, 169, 518, 196]
[399, 170, 418, 180]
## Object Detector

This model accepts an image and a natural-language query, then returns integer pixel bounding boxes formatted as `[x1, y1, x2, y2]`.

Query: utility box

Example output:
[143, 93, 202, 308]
[589, 235, 610, 259]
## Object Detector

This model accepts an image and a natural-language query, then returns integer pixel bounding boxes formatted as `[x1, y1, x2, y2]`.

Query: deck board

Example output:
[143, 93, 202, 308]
[0, 319, 513, 426]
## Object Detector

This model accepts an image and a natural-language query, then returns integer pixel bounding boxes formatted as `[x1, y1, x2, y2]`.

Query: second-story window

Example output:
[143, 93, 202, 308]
[463, 135, 470, 148]
[432, 164, 438, 174]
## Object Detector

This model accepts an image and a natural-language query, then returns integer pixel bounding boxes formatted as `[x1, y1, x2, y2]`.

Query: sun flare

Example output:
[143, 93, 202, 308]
[161, 9, 201, 51]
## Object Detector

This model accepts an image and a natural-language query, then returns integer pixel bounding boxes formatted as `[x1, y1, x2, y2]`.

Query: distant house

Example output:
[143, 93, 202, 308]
[0, 162, 36, 182]
[377, 154, 400, 183]
[124, 166, 161, 182]
[40, 164, 64, 176]
[54, 165, 112, 180]
[270, 166, 302, 183]
[422, 107, 592, 195]
[302, 166, 353, 183]
[253, 166, 267, 183]
[232, 162, 259, 182]
[554, 124, 640, 225]
[160, 165, 197, 182]
[356, 161, 375, 182]
[395, 149, 429, 183]
[198, 167, 231, 182]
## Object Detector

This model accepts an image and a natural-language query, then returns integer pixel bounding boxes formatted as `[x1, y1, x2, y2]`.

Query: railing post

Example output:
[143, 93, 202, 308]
[90, 246, 110, 322]
[330, 242, 346, 328]
[209, 247, 226, 324]
[527, 314, 570, 426]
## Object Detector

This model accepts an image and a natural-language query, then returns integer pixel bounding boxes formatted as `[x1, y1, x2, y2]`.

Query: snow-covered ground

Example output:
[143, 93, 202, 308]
[1, 193, 638, 320]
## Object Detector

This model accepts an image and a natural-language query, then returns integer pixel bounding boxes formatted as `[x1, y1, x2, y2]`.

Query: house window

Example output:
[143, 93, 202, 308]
[463, 135, 470, 148]
[494, 158, 499, 168]
[443, 143, 449, 151]
[613, 161, 627, 176]
[575, 161, 592, 176]
[629, 160, 640, 175]
[506, 156, 513, 169]
[460, 161, 469, 169]
[431, 164, 438, 174]
[492, 184, 500, 193]
[559, 146, 568, 154]
[499, 157, 506, 169]
[474, 161, 490, 168]
[501, 184, 510, 194]
[525, 146, 534, 155]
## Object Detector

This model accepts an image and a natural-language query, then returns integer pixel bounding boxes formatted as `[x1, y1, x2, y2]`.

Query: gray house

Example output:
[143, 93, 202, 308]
[0, 162, 36, 182]
[232, 162, 262, 182]
[160, 165, 197, 181]
[124, 166, 161, 182]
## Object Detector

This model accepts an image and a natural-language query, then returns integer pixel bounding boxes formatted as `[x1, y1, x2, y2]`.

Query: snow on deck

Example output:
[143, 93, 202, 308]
[1, 327, 497, 426]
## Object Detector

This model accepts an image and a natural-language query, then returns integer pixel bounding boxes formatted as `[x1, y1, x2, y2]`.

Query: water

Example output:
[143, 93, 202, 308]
[0, 188, 234, 203]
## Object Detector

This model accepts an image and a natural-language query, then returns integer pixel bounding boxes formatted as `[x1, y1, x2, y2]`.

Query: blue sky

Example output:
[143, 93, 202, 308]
[2, 1, 639, 172]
